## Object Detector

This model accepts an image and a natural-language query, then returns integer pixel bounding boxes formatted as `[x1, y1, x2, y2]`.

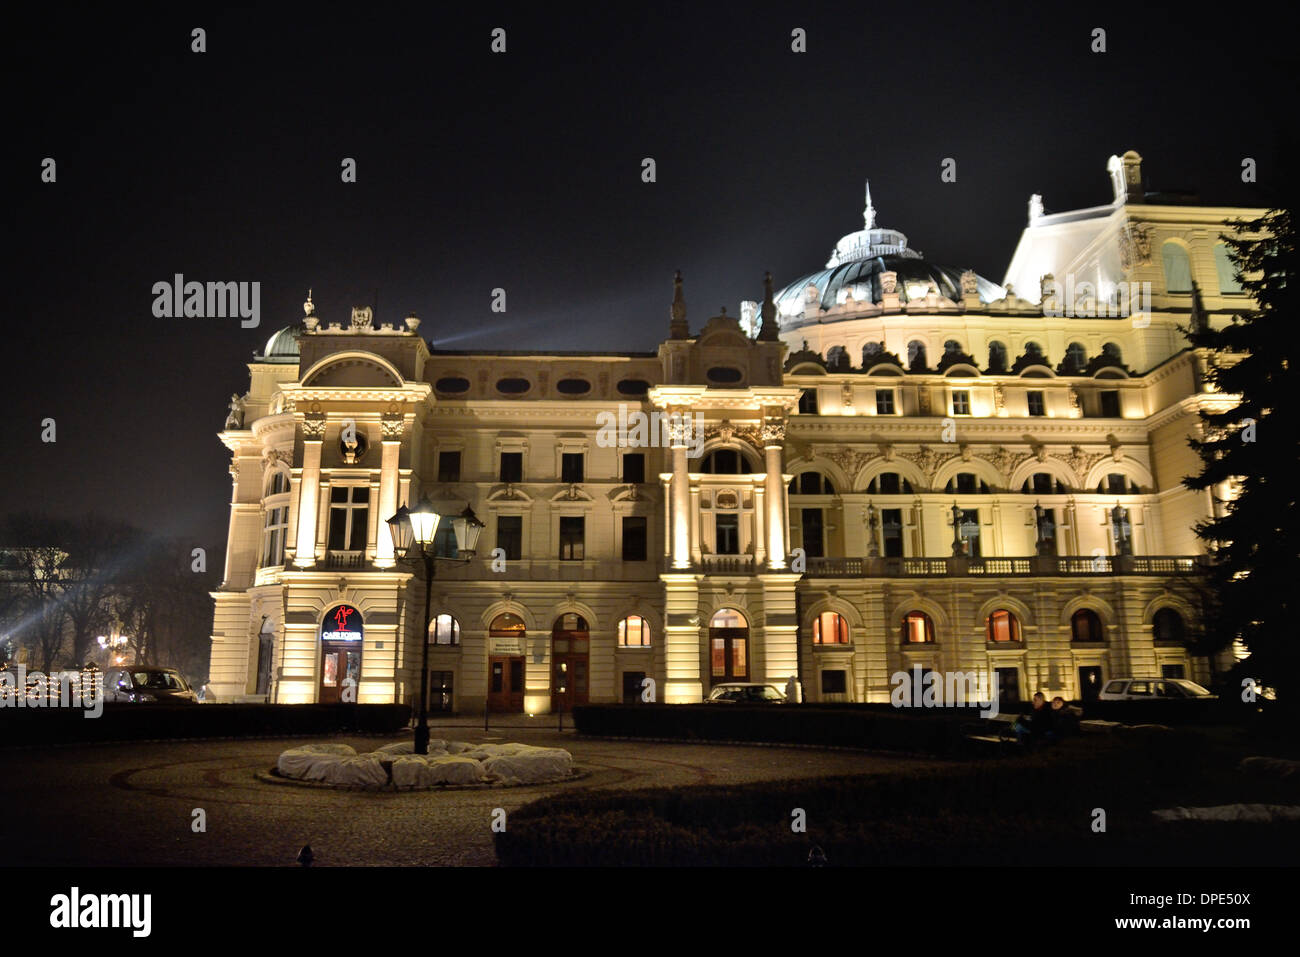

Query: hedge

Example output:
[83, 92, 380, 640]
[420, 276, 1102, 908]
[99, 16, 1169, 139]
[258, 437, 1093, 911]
[0, 703, 411, 747]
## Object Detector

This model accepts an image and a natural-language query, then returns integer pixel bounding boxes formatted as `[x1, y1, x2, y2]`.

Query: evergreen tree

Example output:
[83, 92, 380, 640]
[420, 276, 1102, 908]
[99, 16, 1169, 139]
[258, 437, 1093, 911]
[1184, 203, 1298, 706]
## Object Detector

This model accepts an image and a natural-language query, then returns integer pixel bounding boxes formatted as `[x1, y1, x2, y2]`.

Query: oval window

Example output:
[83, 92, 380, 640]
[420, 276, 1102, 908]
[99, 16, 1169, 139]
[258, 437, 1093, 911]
[434, 376, 470, 394]
[556, 378, 591, 395]
[706, 366, 743, 384]
[617, 378, 651, 396]
[496, 378, 531, 395]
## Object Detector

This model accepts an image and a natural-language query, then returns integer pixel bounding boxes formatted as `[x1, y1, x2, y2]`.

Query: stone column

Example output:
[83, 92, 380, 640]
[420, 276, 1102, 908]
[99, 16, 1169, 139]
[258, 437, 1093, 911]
[374, 414, 404, 568]
[294, 414, 326, 567]
[669, 411, 692, 569]
[763, 414, 787, 569]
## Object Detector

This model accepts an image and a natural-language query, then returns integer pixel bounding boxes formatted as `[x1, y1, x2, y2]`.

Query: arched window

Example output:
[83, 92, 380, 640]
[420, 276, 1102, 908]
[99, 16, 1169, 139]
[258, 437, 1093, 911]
[1022, 473, 1067, 494]
[1024, 341, 1044, 358]
[1064, 342, 1087, 373]
[826, 345, 850, 371]
[700, 449, 756, 474]
[1071, 609, 1104, 643]
[618, 615, 651, 647]
[260, 505, 287, 567]
[988, 341, 1008, 373]
[1213, 242, 1242, 294]
[813, 611, 849, 645]
[554, 613, 588, 633]
[1098, 473, 1139, 494]
[430, 613, 460, 645]
[266, 470, 289, 495]
[901, 611, 934, 644]
[986, 610, 1021, 643]
[710, 607, 748, 628]
[907, 340, 928, 370]
[489, 613, 526, 636]
[943, 339, 963, 357]
[862, 341, 884, 365]
[1102, 341, 1123, 362]
[944, 473, 990, 493]
[790, 472, 836, 495]
[1153, 608, 1186, 644]
[867, 473, 914, 494]
[1162, 241, 1192, 293]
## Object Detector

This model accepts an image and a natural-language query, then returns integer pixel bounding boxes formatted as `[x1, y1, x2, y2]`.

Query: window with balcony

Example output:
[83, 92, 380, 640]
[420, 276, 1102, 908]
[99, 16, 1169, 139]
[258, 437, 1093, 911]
[881, 508, 903, 557]
[800, 508, 824, 558]
[558, 516, 585, 560]
[715, 513, 740, 555]
[958, 508, 981, 557]
[700, 449, 754, 474]
[327, 486, 369, 553]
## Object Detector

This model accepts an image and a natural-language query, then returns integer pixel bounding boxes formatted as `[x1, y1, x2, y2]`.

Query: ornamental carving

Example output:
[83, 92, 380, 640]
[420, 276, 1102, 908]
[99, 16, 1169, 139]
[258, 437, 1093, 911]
[901, 444, 957, 479]
[380, 414, 405, 438]
[302, 414, 327, 437]
[760, 420, 786, 445]
[349, 306, 373, 330]
[993, 385, 1005, 415]
[823, 448, 877, 483]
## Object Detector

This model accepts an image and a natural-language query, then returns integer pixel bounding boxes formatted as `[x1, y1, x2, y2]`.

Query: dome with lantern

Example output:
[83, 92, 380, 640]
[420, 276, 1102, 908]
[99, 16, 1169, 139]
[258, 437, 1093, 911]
[771, 183, 1004, 326]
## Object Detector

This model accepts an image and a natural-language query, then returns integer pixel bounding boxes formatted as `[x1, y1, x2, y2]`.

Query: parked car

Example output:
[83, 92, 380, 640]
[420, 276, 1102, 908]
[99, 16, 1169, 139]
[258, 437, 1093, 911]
[104, 667, 198, 703]
[706, 683, 788, 704]
[1098, 677, 1217, 701]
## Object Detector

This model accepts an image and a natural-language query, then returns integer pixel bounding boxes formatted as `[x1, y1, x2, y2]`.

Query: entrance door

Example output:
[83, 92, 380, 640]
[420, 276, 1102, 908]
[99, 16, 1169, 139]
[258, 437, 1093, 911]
[320, 641, 362, 704]
[708, 608, 750, 686]
[551, 614, 590, 713]
[1078, 666, 1103, 701]
[487, 656, 524, 713]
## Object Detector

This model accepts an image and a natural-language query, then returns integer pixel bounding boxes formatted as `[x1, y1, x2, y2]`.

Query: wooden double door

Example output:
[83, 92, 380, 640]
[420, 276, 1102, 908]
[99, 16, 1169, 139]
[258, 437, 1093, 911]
[709, 627, 749, 685]
[551, 631, 589, 713]
[487, 656, 524, 713]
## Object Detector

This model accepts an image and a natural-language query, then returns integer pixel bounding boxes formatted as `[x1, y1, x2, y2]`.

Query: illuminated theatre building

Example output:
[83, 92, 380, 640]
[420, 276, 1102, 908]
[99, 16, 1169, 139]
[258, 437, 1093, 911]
[208, 151, 1256, 710]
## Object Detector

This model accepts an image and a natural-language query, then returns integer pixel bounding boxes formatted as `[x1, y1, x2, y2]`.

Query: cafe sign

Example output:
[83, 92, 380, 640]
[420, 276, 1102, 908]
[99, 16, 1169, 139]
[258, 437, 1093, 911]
[322, 604, 364, 642]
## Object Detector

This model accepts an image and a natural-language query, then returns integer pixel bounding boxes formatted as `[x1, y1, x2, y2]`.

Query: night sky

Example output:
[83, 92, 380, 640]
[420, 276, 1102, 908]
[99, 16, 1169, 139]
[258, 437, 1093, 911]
[10, 2, 1289, 554]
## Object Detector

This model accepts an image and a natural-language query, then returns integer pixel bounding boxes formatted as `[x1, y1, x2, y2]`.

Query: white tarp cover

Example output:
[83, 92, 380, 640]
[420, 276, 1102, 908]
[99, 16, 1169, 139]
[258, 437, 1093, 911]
[1153, 804, 1300, 822]
[318, 754, 389, 787]
[481, 747, 573, 784]
[276, 743, 358, 780]
[376, 740, 449, 755]
[391, 755, 487, 787]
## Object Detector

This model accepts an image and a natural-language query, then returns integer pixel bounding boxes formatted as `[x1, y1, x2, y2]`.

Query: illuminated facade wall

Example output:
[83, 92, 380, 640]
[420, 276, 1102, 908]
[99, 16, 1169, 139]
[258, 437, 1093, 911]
[207, 152, 1258, 707]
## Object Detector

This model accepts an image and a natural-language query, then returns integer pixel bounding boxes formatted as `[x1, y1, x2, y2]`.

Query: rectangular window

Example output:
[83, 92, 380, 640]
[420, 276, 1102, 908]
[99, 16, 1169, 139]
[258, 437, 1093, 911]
[956, 473, 977, 494]
[952, 390, 971, 415]
[1161, 664, 1186, 679]
[715, 513, 740, 555]
[499, 451, 523, 483]
[623, 453, 645, 484]
[559, 516, 585, 560]
[959, 508, 980, 557]
[801, 507, 824, 558]
[878, 472, 901, 495]
[561, 452, 584, 483]
[496, 516, 522, 561]
[1027, 391, 1045, 416]
[327, 486, 369, 552]
[821, 670, 847, 695]
[430, 671, 454, 712]
[622, 672, 647, 705]
[437, 450, 461, 483]
[622, 516, 648, 561]
[1038, 507, 1057, 551]
[875, 389, 895, 415]
[798, 389, 819, 414]
[1099, 390, 1121, 417]
[881, 508, 903, 558]
[262, 506, 287, 566]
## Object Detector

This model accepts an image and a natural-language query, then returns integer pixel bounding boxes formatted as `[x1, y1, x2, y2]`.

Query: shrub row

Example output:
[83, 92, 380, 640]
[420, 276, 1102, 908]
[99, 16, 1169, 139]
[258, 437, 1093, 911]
[572, 703, 983, 754]
[0, 703, 411, 746]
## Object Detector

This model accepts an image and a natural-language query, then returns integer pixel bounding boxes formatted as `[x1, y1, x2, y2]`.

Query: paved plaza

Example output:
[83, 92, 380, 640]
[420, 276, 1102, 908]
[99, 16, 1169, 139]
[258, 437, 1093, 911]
[0, 719, 942, 866]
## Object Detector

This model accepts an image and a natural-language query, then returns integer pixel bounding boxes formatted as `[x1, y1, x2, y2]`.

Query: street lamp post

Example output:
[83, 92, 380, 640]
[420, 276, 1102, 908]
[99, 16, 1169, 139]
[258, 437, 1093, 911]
[387, 499, 484, 755]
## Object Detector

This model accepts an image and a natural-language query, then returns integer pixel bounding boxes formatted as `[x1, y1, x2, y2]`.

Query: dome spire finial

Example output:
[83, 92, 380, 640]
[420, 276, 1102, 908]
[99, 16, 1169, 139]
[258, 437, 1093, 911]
[758, 271, 779, 341]
[864, 179, 876, 229]
[303, 288, 315, 317]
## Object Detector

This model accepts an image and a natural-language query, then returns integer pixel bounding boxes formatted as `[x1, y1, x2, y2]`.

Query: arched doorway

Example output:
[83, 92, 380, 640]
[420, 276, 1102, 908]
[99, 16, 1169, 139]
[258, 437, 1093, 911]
[319, 604, 363, 704]
[551, 613, 589, 713]
[709, 608, 749, 686]
[487, 613, 526, 713]
[254, 618, 274, 699]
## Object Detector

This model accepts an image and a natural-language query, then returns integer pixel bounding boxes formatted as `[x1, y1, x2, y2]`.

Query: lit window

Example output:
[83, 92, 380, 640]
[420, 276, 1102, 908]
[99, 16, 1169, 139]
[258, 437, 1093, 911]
[618, 615, 651, 647]
[1071, 609, 1103, 643]
[875, 389, 895, 415]
[1213, 242, 1242, 295]
[986, 610, 1021, 643]
[901, 612, 934, 644]
[430, 614, 460, 645]
[951, 390, 971, 415]
[813, 612, 849, 645]
[1162, 241, 1192, 293]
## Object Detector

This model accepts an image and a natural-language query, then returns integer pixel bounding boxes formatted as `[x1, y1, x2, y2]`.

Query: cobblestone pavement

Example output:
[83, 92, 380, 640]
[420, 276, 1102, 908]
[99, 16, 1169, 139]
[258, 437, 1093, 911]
[0, 719, 944, 866]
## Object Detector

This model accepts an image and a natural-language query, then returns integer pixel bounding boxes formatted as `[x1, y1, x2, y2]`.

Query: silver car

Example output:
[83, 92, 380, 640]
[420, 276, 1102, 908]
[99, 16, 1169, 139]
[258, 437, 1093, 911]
[706, 683, 788, 704]
[1098, 677, 1216, 701]
[104, 667, 199, 703]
